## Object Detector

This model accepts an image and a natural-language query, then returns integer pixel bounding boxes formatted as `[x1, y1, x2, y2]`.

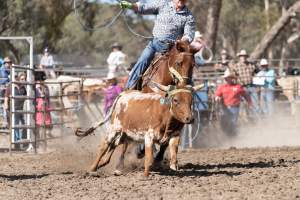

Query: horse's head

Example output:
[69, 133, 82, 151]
[168, 40, 198, 86]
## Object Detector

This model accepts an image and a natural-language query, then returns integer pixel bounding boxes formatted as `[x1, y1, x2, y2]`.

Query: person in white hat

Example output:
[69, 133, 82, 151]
[39, 47, 56, 78]
[232, 49, 260, 119]
[107, 42, 127, 76]
[215, 68, 252, 136]
[253, 58, 276, 115]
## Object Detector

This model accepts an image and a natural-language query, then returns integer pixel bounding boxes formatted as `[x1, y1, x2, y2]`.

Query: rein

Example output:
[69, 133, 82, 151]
[167, 52, 194, 84]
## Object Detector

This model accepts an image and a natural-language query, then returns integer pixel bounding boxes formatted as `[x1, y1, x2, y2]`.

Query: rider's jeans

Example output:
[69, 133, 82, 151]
[125, 38, 172, 89]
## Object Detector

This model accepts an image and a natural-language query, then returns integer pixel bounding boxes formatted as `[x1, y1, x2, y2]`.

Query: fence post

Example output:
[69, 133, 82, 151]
[59, 82, 65, 138]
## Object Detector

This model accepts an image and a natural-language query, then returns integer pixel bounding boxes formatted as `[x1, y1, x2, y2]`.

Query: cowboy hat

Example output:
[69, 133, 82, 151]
[260, 58, 268, 66]
[3, 57, 12, 63]
[194, 31, 203, 39]
[222, 68, 236, 79]
[237, 49, 248, 57]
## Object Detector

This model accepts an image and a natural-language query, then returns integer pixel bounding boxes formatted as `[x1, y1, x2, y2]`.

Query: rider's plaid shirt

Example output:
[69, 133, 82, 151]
[231, 62, 256, 86]
[136, 0, 195, 43]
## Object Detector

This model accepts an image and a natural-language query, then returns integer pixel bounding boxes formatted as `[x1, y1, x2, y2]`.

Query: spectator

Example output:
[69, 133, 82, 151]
[0, 57, 12, 84]
[107, 42, 127, 77]
[103, 73, 123, 115]
[231, 49, 260, 118]
[0, 57, 13, 127]
[0, 56, 3, 67]
[215, 49, 232, 72]
[35, 71, 52, 151]
[253, 58, 276, 115]
[215, 69, 252, 136]
[4, 73, 27, 146]
[39, 48, 56, 78]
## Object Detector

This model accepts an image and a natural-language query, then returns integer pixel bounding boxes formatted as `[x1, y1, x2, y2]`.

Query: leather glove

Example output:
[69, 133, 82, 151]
[119, 1, 133, 9]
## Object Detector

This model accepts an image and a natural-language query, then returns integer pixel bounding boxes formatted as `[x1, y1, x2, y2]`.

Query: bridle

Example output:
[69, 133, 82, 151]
[167, 52, 194, 85]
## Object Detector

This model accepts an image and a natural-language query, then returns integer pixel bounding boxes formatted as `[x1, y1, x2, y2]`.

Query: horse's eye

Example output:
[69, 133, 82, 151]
[173, 98, 179, 105]
[175, 61, 182, 67]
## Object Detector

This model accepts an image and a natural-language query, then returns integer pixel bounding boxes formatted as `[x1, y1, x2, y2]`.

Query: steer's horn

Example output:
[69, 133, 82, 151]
[150, 81, 170, 92]
[192, 84, 205, 91]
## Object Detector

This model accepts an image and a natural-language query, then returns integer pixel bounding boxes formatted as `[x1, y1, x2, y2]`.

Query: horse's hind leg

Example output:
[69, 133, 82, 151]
[114, 141, 128, 175]
[154, 143, 168, 163]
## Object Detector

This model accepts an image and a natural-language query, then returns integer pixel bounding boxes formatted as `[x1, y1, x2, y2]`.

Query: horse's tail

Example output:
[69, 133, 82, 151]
[75, 92, 123, 138]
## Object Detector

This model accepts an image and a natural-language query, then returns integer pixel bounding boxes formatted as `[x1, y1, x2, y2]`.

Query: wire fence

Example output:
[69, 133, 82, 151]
[1, 60, 300, 152]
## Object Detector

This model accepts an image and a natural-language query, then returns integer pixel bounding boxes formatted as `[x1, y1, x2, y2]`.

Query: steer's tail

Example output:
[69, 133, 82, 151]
[75, 92, 123, 137]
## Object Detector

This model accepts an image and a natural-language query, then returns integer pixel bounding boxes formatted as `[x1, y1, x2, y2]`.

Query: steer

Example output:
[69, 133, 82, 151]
[87, 83, 203, 176]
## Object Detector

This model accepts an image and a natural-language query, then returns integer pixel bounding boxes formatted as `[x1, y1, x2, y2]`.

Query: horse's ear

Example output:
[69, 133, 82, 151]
[175, 40, 187, 52]
[190, 45, 199, 54]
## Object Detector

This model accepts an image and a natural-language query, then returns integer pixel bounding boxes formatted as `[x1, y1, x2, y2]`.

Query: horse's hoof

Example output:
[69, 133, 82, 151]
[170, 164, 178, 171]
[113, 170, 123, 176]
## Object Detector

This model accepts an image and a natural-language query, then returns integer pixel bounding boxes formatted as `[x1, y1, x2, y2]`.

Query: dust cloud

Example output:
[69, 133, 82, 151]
[220, 104, 300, 148]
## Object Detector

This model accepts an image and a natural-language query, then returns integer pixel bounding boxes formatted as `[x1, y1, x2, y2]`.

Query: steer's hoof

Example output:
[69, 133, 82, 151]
[113, 170, 123, 176]
[170, 164, 178, 171]
[87, 171, 99, 177]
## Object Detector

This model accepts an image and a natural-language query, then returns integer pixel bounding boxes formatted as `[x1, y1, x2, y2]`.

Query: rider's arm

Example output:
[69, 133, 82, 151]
[182, 14, 196, 43]
[136, 0, 165, 15]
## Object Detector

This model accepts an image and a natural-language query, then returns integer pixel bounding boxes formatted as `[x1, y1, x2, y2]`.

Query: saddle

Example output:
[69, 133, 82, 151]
[140, 54, 168, 89]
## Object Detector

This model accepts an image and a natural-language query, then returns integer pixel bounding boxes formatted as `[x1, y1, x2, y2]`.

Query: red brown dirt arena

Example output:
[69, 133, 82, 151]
[1, 138, 300, 200]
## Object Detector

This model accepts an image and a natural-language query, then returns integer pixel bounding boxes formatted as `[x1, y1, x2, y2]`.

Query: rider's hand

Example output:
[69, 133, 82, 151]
[119, 1, 133, 9]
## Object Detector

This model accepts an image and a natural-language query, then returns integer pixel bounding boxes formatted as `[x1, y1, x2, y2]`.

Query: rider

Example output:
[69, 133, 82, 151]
[120, 0, 196, 89]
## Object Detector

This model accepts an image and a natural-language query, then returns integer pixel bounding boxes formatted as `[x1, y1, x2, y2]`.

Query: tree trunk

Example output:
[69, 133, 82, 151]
[205, 0, 222, 54]
[250, 1, 300, 60]
[264, 0, 273, 59]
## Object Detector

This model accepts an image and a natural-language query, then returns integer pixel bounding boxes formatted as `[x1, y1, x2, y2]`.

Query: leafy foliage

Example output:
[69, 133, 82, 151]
[0, 0, 299, 66]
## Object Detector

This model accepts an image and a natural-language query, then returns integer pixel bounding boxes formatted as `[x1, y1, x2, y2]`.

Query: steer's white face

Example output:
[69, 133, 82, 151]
[170, 91, 193, 124]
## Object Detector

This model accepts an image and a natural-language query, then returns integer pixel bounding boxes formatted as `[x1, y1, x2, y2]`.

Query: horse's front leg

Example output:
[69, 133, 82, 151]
[169, 135, 180, 171]
[114, 141, 128, 176]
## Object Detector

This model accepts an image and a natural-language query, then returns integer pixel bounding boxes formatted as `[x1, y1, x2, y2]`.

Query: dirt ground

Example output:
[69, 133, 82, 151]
[1, 133, 300, 200]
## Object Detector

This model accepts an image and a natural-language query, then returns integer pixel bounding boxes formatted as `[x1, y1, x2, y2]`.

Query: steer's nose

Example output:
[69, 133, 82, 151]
[185, 116, 194, 124]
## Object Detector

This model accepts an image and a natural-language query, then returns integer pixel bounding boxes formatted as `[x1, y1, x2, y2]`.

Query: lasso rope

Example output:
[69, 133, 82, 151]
[73, 0, 124, 31]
